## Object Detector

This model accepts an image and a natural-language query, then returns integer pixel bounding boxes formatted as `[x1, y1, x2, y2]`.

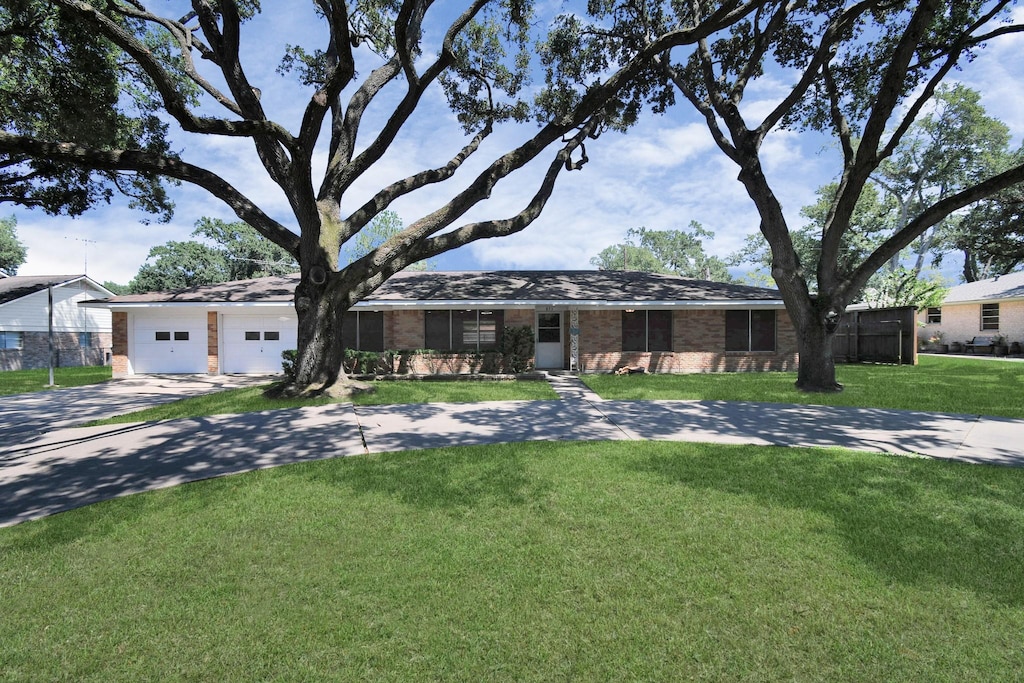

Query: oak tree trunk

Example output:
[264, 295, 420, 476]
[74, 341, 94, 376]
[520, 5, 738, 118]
[794, 314, 842, 393]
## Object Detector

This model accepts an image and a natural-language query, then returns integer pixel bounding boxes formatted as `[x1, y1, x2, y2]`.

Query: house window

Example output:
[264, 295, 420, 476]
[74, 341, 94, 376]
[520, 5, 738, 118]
[342, 311, 384, 351]
[621, 310, 672, 352]
[927, 307, 941, 324]
[981, 303, 999, 330]
[79, 332, 92, 348]
[537, 313, 561, 343]
[725, 310, 777, 352]
[0, 331, 23, 349]
[423, 310, 504, 352]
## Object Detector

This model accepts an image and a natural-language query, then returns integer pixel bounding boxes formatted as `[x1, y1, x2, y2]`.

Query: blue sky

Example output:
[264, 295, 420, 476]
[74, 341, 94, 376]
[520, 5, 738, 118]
[12, 2, 1024, 286]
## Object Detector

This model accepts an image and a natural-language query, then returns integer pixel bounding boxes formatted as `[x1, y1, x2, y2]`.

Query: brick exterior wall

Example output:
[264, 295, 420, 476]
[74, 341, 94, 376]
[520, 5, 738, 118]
[112, 311, 129, 376]
[371, 307, 798, 374]
[0, 331, 113, 371]
[207, 311, 219, 374]
[578, 309, 798, 373]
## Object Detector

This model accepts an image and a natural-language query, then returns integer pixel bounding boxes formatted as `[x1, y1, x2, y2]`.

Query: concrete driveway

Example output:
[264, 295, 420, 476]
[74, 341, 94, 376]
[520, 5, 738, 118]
[3, 374, 1024, 528]
[0, 375, 275, 440]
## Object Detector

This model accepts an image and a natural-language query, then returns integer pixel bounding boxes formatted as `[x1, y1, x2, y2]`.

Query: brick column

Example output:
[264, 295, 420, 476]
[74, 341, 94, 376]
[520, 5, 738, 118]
[112, 312, 129, 376]
[207, 312, 219, 374]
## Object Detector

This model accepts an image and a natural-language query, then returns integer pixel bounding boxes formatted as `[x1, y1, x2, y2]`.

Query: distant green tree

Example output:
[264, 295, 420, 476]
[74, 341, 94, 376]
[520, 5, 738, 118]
[129, 241, 228, 293]
[340, 211, 435, 271]
[193, 218, 297, 280]
[101, 281, 129, 295]
[128, 218, 298, 293]
[590, 223, 731, 281]
[0, 215, 27, 275]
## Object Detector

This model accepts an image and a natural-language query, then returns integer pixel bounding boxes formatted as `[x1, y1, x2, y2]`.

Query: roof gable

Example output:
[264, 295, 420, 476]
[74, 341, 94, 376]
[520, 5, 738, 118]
[943, 271, 1024, 304]
[0, 275, 111, 306]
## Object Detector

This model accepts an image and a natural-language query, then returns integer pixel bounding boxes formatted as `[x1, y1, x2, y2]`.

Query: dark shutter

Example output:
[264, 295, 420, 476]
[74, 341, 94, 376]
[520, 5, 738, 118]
[725, 310, 750, 351]
[622, 311, 646, 352]
[647, 311, 672, 352]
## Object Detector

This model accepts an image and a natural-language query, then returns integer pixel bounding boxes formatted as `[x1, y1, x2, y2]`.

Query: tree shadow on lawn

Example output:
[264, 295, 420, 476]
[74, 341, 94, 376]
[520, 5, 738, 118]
[296, 443, 553, 513]
[629, 444, 1024, 606]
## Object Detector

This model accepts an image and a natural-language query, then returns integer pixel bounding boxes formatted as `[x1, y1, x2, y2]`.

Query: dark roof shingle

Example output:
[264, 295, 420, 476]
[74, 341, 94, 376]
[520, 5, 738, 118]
[99, 270, 783, 305]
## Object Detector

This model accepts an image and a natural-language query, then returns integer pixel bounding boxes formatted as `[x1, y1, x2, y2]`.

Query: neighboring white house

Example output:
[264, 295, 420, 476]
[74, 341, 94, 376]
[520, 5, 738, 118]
[918, 270, 1024, 348]
[0, 274, 114, 371]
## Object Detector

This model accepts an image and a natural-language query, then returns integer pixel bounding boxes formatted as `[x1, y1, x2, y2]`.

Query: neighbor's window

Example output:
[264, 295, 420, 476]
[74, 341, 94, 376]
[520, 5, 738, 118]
[725, 310, 777, 352]
[621, 310, 672, 352]
[423, 310, 504, 352]
[981, 303, 999, 330]
[0, 331, 23, 349]
[78, 332, 92, 348]
[342, 310, 385, 351]
[926, 307, 941, 324]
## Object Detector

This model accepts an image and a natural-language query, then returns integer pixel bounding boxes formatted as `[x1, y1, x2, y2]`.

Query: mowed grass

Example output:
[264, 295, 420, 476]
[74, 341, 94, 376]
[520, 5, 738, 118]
[3, 440, 1023, 681]
[583, 355, 1024, 418]
[87, 379, 558, 425]
[0, 365, 112, 395]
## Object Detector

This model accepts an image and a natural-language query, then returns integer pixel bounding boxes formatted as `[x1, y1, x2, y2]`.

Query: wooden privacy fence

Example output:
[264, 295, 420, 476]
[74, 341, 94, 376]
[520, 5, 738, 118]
[832, 306, 918, 365]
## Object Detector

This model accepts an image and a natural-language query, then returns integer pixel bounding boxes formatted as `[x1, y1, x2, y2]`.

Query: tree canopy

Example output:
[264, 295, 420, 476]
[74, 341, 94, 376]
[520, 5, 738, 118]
[0, 215, 27, 275]
[0, 0, 759, 395]
[128, 218, 297, 293]
[591, 224, 731, 281]
[566, 0, 1024, 390]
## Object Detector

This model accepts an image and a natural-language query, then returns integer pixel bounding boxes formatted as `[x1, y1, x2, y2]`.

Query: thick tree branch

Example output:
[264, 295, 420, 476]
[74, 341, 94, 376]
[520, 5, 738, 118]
[0, 132, 301, 257]
[53, 0, 297, 146]
[342, 122, 494, 242]
[341, 123, 597, 300]
[842, 162, 1024, 303]
[322, 0, 489, 202]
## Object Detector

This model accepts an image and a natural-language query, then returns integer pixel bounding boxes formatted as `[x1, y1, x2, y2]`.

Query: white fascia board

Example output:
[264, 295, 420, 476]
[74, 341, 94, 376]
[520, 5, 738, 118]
[80, 301, 291, 310]
[353, 299, 786, 310]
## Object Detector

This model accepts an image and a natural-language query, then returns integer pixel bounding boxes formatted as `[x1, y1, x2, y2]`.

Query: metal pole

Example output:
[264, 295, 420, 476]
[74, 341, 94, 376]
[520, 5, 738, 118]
[47, 284, 55, 387]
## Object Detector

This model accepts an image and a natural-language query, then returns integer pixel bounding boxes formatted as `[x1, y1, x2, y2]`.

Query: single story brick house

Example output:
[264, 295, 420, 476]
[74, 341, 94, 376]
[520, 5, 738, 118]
[918, 270, 1024, 348]
[0, 274, 114, 371]
[83, 270, 798, 376]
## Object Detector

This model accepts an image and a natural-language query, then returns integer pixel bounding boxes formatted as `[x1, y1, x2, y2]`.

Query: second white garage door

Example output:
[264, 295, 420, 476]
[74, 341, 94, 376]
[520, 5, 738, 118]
[221, 314, 297, 374]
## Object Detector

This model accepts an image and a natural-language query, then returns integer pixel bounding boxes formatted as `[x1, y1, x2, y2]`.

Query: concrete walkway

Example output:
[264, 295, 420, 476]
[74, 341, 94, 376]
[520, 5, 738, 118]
[2, 374, 1023, 527]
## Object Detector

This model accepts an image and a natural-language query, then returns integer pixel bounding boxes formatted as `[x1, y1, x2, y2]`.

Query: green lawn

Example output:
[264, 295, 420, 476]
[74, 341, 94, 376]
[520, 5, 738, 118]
[87, 379, 558, 425]
[583, 355, 1024, 418]
[3, 440, 1023, 681]
[0, 366, 112, 396]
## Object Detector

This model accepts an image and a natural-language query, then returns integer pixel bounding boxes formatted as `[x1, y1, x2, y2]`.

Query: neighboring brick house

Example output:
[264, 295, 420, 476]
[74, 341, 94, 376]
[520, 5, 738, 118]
[918, 270, 1024, 348]
[0, 274, 114, 371]
[85, 270, 798, 376]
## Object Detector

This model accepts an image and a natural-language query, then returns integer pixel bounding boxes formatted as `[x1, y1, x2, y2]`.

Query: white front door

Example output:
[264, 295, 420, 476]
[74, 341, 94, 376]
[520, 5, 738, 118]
[222, 314, 297, 374]
[535, 311, 563, 369]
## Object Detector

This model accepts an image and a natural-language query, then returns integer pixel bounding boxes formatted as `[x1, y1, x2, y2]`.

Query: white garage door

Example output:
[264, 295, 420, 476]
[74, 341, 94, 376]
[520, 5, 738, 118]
[221, 314, 297, 374]
[133, 314, 208, 374]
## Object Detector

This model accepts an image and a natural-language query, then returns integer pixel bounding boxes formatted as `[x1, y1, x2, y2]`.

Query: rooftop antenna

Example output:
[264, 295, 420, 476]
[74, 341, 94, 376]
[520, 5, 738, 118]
[65, 236, 98, 274]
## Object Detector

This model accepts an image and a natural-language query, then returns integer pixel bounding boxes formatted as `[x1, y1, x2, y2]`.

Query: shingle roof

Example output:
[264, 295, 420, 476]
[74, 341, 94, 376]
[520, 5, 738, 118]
[943, 270, 1024, 304]
[0, 275, 88, 305]
[98, 270, 783, 305]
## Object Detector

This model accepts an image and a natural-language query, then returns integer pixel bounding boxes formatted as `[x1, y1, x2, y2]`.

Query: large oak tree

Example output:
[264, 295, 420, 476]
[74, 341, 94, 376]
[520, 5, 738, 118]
[0, 0, 757, 395]
[669, 0, 1024, 391]
[561, 0, 1024, 391]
